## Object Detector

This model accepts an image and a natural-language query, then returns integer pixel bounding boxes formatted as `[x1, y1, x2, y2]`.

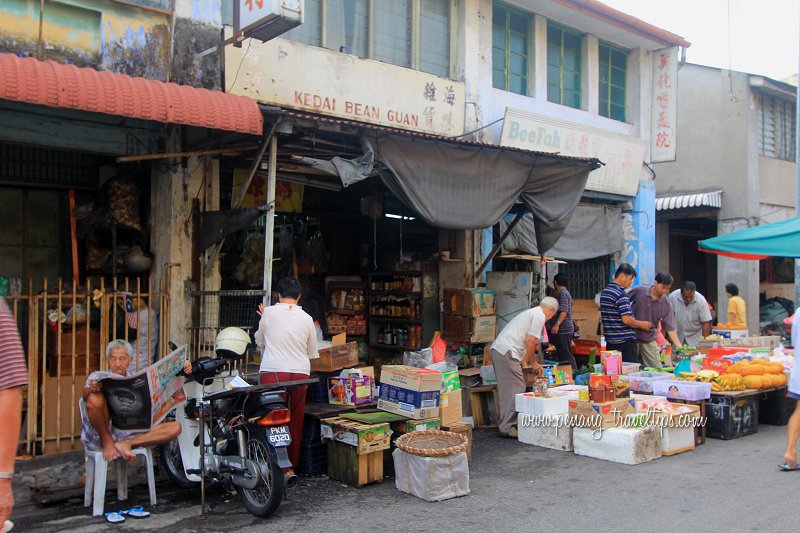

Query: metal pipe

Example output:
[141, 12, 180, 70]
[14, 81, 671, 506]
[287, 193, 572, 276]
[263, 136, 278, 307]
[476, 211, 525, 277]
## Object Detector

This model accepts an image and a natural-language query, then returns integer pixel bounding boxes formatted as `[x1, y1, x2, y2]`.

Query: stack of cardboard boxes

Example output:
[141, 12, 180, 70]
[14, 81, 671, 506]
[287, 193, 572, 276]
[442, 288, 496, 344]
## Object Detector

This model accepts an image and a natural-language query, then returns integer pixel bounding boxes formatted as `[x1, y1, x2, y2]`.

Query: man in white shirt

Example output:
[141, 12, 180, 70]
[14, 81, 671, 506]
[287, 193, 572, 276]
[668, 281, 713, 349]
[255, 277, 319, 471]
[490, 297, 558, 437]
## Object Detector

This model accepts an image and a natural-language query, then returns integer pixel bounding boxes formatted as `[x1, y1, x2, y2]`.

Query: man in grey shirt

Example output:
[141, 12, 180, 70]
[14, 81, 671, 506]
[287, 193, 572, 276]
[629, 272, 682, 369]
[668, 281, 713, 350]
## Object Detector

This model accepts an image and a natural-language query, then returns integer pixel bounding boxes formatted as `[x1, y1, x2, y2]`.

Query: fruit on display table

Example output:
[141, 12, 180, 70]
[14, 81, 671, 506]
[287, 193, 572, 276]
[710, 359, 787, 391]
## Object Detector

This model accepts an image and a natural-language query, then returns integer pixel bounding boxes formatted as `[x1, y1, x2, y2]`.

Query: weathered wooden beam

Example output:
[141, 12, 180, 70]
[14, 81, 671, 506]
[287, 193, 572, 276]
[115, 145, 259, 163]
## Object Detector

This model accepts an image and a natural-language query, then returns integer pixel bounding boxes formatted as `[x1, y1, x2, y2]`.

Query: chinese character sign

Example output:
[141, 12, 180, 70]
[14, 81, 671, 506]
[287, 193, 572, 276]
[651, 47, 678, 162]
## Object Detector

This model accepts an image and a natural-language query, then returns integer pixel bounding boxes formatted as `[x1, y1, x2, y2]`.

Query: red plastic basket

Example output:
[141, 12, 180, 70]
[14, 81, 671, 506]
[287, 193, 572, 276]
[572, 339, 600, 356]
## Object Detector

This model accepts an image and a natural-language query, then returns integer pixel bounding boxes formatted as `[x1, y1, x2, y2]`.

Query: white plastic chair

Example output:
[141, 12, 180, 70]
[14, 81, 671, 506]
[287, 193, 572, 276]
[79, 398, 157, 516]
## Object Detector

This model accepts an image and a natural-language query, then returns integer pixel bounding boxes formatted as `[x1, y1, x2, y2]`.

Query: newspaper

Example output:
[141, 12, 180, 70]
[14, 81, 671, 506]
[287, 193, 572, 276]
[99, 344, 188, 432]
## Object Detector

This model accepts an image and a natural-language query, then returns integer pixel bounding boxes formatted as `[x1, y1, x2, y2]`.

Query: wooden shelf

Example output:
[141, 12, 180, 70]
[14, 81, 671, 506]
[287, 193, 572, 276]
[369, 343, 420, 351]
[327, 309, 365, 316]
[370, 291, 422, 297]
[369, 317, 421, 324]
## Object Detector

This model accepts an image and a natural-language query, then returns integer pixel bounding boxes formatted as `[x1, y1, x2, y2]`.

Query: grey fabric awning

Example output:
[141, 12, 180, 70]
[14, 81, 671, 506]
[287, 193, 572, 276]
[500, 203, 625, 261]
[363, 133, 601, 255]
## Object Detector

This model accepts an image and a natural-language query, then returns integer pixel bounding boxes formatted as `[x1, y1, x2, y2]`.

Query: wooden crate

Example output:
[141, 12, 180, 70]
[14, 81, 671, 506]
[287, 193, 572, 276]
[469, 385, 500, 431]
[443, 423, 473, 464]
[327, 440, 383, 487]
[320, 416, 391, 454]
[311, 341, 359, 372]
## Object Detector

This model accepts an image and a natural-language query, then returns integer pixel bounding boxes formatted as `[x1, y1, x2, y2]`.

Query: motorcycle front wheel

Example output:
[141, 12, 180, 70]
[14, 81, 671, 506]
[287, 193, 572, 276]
[239, 430, 285, 518]
[158, 438, 200, 489]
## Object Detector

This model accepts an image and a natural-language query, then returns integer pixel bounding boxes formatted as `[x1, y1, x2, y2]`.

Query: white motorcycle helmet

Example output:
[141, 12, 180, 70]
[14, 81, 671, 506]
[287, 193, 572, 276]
[215, 327, 251, 360]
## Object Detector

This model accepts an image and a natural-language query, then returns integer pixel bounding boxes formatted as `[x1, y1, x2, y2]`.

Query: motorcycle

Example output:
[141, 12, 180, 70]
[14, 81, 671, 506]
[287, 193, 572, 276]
[159, 329, 311, 518]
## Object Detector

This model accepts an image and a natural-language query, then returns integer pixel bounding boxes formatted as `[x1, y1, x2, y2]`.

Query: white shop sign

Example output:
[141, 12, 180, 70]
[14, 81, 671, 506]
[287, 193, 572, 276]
[224, 37, 466, 136]
[499, 108, 646, 197]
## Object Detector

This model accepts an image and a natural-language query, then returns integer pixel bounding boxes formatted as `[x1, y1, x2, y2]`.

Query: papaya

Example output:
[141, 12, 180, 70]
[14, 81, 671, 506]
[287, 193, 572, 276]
[719, 372, 743, 381]
[749, 358, 768, 366]
[775, 374, 788, 386]
[744, 375, 765, 389]
[766, 362, 784, 374]
[739, 365, 765, 376]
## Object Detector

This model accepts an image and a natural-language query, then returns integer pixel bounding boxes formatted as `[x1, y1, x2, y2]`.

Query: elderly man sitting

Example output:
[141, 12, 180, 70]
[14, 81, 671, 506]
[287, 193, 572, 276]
[82, 339, 182, 461]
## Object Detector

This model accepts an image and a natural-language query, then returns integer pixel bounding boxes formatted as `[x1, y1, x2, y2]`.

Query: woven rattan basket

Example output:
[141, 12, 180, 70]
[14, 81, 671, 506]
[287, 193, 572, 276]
[395, 430, 468, 457]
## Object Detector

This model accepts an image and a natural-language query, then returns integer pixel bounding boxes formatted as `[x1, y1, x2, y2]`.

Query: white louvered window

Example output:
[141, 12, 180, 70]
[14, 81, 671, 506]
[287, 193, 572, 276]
[759, 94, 796, 162]
[282, 0, 451, 78]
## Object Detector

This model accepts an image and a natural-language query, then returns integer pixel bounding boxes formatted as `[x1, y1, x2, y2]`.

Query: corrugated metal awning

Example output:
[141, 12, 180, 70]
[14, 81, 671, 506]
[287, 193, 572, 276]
[655, 190, 723, 211]
[0, 54, 263, 136]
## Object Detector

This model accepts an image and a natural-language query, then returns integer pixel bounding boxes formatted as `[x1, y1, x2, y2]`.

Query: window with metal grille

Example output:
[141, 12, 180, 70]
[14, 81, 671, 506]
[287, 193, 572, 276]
[283, 0, 451, 78]
[492, 2, 530, 95]
[599, 42, 627, 122]
[557, 256, 610, 300]
[547, 22, 582, 109]
[759, 93, 796, 162]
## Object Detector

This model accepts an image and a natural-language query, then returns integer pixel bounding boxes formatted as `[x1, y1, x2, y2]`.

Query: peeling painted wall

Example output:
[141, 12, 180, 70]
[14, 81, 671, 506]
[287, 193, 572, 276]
[0, 0, 222, 88]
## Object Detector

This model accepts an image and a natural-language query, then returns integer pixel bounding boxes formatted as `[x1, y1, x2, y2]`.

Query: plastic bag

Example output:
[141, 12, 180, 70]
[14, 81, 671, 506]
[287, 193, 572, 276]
[403, 347, 433, 368]
[65, 304, 88, 325]
[392, 448, 470, 502]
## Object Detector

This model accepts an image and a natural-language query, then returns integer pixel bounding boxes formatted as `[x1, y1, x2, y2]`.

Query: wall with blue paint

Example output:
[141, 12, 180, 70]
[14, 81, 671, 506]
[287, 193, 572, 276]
[613, 179, 656, 286]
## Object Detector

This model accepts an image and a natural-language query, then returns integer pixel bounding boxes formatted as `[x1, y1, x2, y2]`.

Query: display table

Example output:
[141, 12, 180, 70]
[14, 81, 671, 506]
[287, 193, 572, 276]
[706, 389, 774, 440]
[759, 387, 792, 426]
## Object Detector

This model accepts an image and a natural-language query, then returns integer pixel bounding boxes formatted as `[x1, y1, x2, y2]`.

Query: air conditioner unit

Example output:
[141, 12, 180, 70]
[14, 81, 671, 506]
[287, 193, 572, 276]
[235, 0, 303, 43]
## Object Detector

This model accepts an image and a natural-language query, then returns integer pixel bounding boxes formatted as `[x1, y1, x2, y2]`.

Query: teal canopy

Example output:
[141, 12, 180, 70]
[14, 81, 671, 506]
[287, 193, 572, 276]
[698, 217, 800, 260]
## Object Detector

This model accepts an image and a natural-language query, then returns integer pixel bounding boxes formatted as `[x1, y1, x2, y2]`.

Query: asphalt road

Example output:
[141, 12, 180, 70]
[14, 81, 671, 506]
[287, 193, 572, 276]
[12, 424, 797, 533]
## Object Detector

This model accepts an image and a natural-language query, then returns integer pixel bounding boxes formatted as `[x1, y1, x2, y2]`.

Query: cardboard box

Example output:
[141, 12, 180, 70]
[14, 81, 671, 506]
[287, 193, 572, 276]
[543, 364, 573, 386]
[442, 369, 461, 393]
[327, 375, 373, 406]
[321, 416, 392, 455]
[443, 314, 496, 343]
[378, 384, 441, 420]
[392, 418, 441, 434]
[443, 288, 496, 317]
[380, 365, 442, 391]
[439, 391, 463, 427]
[549, 384, 589, 400]
[311, 333, 359, 372]
[568, 398, 635, 429]
[458, 367, 482, 388]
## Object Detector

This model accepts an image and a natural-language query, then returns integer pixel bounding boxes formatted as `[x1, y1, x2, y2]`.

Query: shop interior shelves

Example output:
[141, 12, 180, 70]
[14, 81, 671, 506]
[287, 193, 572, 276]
[367, 271, 424, 354]
[370, 317, 422, 324]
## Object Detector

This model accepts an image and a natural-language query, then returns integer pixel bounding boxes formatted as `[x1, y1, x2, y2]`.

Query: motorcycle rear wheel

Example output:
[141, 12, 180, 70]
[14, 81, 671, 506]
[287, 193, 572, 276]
[239, 430, 285, 518]
[158, 439, 200, 489]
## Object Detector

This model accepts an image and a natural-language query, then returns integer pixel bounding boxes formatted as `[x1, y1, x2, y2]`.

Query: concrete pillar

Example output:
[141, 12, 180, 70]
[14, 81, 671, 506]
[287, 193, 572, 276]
[150, 147, 220, 347]
[532, 14, 548, 100]
[717, 219, 759, 333]
[613, 179, 655, 286]
[583, 34, 599, 115]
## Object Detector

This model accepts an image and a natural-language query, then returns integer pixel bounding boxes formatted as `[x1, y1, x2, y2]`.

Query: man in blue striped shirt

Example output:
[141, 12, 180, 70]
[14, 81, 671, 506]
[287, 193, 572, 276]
[599, 263, 652, 363]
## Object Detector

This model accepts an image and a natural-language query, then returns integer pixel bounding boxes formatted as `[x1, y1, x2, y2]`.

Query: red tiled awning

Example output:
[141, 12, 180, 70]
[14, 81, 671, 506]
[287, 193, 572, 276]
[0, 54, 263, 136]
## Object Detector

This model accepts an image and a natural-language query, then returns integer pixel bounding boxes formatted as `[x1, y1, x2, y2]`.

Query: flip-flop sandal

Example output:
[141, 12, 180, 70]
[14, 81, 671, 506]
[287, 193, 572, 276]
[778, 462, 800, 471]
[105, 511, 126, 524]
[123, 506, 151, 519]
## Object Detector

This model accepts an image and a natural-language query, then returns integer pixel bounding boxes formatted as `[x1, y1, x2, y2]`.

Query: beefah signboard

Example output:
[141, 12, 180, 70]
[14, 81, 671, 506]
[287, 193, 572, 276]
[499, 108, 646, 197]
[224, 37, 465, 136]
